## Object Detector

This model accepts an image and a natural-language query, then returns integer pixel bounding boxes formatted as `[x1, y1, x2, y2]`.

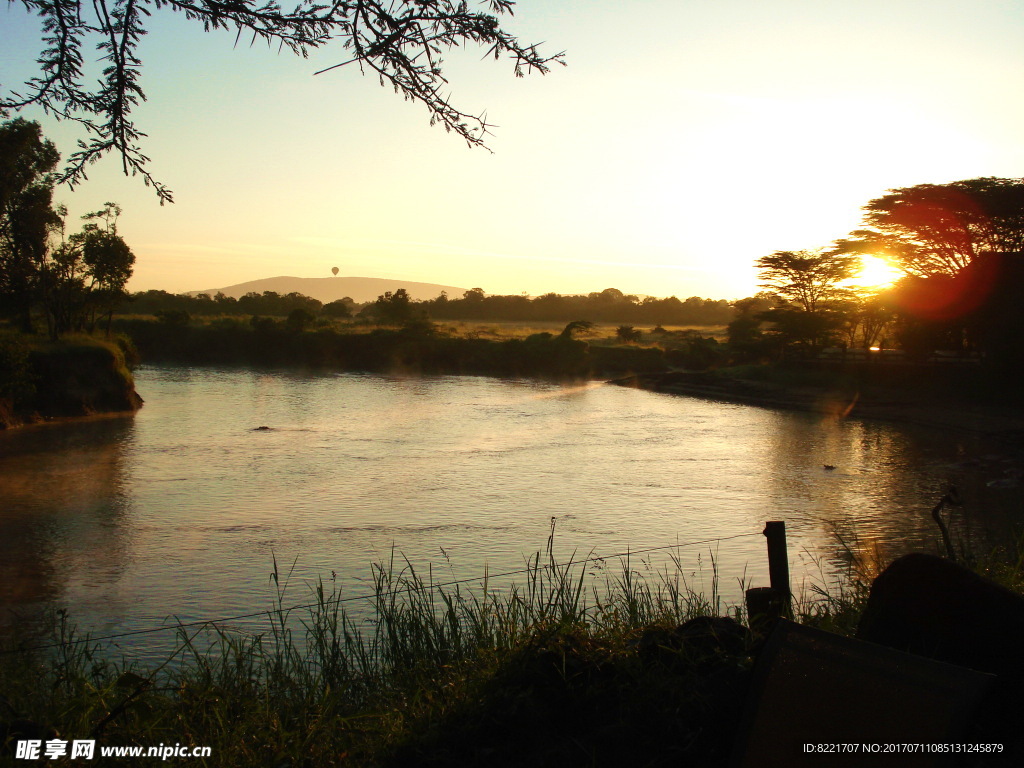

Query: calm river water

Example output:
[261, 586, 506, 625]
[1, 366, 1019, 656]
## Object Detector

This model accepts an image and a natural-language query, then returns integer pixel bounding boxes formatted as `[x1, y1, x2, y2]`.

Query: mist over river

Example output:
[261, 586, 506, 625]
[1, 366, 1018, 657]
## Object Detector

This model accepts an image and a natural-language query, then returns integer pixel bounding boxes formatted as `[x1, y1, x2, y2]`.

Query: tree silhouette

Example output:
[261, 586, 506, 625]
[834, 178, 1024, 277]
[372, 288, 415, 324]
[753, 250, 857, 354]
[41, 202, 136, 338]
[754, 249, 857, 313]
[0, 118, 61, 332]
[615, 325, 642, 343]
[559, 320, 594, 339]
[1, 119, 139, 337]
[2, 0, 564, 203]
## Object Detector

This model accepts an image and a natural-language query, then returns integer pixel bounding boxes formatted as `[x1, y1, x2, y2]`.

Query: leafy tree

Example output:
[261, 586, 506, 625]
[234, 290, 321, 316]
[726, 297, 773, 361]
[834, 178, 1024, 277]
[250, 315, 276, 333]
[212, 291, 237, 311]
[282, 291, 323, 315]
[0, 120, 135, 337]
[665, 332, 721, 371]
[40, 203, 136, 338]
[753, 251, 855, 354]
[322, 297, 353, 318]
[755, 249, 858, 313]
[372, 288, 417, 324]
[0, 118, 62, 332]
[77, 204, 135, 329]
[2, 0, 564, 202]
[589, 287, 636, 306]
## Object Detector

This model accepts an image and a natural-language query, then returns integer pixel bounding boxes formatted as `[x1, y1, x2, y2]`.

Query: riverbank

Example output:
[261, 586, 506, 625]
[4, 540, 1023, 766]
[613, 366, 1024, 440]
[0, 334, 143, 429]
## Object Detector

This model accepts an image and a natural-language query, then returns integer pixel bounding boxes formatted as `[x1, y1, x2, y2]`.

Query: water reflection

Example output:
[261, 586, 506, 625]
[0, 417, 135, 631]
[0, 367, 1019, 657]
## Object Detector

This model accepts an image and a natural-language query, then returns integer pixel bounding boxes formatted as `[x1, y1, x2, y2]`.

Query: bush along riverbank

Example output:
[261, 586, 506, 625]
[114, 318, 669, 379]
[4, 532, 1024, 767]
[0, 333, 142, 429]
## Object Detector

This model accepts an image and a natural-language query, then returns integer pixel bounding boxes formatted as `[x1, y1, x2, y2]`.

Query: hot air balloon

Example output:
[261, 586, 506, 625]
[331, 267, 339, 276]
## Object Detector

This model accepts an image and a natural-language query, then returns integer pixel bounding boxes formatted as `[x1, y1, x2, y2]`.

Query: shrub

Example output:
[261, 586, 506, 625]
[615, 325, 642, 343]
[0, 332, 36, 403]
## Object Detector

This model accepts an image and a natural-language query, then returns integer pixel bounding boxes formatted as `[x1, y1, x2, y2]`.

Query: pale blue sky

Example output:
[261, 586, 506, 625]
[4, 0, 1024, 298]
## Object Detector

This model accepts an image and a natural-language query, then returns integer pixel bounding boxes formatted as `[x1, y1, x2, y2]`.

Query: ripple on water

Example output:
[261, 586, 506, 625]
[0, 365, 1017, 659]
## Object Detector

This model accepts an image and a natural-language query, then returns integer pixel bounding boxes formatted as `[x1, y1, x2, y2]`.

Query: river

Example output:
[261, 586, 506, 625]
[0, 365, 1019, 658]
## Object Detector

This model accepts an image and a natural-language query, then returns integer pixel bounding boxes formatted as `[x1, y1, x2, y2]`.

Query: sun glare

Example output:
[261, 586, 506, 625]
[849, 255, 903, 289]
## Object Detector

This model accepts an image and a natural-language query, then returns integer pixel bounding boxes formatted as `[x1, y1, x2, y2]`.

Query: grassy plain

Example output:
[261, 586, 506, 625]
[118, 313, 729, 344]
[429, 320, 729, 344]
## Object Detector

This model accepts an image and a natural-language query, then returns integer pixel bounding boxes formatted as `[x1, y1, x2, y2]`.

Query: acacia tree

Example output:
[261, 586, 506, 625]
[754, 249, 858, 352]
[1, 0, 563, 203]
[754, 249, 858, 313]
[834, 178, 1024, 277]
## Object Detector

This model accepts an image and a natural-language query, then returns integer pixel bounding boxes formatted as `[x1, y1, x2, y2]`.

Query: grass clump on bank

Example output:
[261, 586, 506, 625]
[0, 332, 142, 428]
[2, 534, 862, 767]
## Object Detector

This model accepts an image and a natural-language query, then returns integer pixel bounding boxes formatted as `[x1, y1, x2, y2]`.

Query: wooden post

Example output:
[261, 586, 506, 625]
[745, 586, 784, 635]
[764, 520, 791, 615]
[745, 521, 792, 633]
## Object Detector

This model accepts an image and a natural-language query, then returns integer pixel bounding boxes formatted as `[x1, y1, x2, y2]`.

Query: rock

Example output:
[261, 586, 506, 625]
[857, 553, 1024, 676]
[857, 553, 1024, 759]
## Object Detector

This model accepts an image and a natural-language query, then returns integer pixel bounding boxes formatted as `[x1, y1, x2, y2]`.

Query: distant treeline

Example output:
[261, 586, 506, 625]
[424, 288, 734, 325]
[127, 290, 352, 318]
[113, 318, 668, 380]
[125, 287, 736, 325]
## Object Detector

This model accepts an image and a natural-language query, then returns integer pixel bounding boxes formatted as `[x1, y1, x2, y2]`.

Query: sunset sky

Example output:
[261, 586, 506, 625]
[4, 0, 1024, 300]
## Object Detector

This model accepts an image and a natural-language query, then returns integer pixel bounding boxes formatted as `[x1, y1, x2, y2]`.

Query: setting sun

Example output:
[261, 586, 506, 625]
[849, 255, 904, 289]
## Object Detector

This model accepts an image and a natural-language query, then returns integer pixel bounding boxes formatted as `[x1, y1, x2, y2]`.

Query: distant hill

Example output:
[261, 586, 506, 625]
[193, 276, 469, 304]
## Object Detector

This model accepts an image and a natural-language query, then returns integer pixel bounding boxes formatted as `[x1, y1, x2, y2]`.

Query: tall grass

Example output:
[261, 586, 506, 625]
[0, 532, 860, 766]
